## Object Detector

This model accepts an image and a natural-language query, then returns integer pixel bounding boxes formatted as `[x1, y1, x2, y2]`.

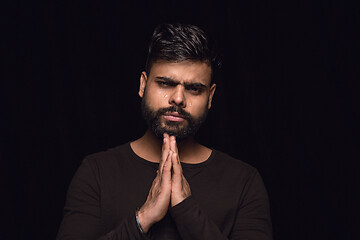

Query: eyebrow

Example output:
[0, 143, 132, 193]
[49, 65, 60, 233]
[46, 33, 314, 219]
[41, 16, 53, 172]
[156, 76, 208, 89]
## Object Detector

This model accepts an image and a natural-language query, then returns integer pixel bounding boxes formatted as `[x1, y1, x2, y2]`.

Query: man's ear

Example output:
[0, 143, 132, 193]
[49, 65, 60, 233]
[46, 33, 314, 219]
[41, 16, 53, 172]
[139, 72, 148, 98]
[207, 83, 216, 109]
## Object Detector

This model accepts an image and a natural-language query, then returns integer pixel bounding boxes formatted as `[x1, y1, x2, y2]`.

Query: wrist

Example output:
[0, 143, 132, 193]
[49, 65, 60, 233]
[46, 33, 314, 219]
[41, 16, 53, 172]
[171, 195, 190, 207]
[135, 209, 147, 234]
[137, 208, 153, 233]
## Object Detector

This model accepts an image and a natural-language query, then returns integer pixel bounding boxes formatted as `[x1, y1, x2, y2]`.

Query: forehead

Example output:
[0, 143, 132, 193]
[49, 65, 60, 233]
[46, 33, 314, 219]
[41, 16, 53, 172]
[148, 61, 212, 86]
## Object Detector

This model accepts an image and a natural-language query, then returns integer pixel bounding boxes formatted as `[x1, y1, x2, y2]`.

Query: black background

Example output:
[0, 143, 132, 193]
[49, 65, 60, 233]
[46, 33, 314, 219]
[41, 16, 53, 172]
[2, 0, 359, 239]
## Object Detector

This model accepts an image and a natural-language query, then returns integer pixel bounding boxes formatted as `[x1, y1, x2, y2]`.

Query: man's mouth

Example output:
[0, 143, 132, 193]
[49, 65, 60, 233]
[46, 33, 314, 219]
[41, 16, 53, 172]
[163, 112, 186, 122]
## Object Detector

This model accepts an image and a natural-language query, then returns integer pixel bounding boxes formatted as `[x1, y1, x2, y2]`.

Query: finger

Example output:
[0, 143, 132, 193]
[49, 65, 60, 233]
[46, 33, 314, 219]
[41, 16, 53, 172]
[171, 152, 182, 183]
[163, 133, 170, 149]
[160, 150, 171, 176]
[161, 135, 170, 159]
[159, 136, 170, 174]
[161, 150, 173, 184]
[169, 136, 178, 155]
[163, 132, 170, 140]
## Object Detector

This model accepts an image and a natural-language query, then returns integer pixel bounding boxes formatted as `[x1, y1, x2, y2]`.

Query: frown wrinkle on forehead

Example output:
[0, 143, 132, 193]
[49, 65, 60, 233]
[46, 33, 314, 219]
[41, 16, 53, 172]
[148, 61, 212, 86]
[155, 76, 208, 89]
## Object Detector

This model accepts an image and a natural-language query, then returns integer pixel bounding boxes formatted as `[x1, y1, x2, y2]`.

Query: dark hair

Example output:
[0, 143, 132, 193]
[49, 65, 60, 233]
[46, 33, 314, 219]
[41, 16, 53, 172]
[145, 23, 221, 83]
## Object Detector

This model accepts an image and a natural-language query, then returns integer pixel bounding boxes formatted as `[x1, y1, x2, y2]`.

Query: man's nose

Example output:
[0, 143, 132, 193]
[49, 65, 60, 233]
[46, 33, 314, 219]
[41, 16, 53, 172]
[169, 85, 186, 107]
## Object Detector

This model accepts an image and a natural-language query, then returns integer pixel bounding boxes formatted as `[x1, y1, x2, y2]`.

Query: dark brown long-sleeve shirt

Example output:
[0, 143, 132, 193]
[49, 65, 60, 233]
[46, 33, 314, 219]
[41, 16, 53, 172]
[57, 143, 272, 240]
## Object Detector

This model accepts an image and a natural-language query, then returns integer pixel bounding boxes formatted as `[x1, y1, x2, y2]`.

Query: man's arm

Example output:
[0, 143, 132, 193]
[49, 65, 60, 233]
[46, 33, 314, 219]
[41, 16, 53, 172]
[167, 136, 230, 239]
[168, 136, 272, 240]
[56, 157, 149, 240]
[57, 136, 173, 240]
[169, 170, 272, 240]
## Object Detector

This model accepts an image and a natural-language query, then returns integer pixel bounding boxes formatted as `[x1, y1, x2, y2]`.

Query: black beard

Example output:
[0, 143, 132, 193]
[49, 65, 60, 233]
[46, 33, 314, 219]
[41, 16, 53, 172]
[141, 98, 208, 141]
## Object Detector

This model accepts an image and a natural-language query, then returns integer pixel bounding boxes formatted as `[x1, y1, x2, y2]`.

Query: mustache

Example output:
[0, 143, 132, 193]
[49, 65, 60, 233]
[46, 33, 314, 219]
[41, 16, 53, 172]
[156, 106, 192, 121]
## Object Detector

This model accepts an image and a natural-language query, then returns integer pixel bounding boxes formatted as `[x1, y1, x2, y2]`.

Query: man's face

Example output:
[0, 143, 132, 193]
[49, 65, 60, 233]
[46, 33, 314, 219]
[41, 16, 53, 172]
[139, 61, 216, 141]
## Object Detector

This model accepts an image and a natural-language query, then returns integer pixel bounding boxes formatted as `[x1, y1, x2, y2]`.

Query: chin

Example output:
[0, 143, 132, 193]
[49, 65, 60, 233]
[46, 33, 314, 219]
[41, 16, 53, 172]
[153, 125, 191, 141]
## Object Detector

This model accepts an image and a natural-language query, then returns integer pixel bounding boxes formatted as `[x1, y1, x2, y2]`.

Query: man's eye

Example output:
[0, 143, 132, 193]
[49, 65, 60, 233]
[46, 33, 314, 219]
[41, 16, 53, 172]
[158, 81, 171, 87]
[189, 88, 202, 94]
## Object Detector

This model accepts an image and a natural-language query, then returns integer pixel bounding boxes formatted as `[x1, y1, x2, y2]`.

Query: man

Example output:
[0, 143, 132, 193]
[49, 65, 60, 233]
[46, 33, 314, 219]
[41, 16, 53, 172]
[57, 23, 272, 240]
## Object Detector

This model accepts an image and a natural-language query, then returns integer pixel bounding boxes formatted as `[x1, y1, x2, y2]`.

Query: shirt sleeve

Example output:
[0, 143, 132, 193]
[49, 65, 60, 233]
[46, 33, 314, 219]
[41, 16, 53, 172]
[169, 196, 228, 240]
[169, 170, 272, 240]
[229, 170, 272, 240]
[56, 158, 149, 240]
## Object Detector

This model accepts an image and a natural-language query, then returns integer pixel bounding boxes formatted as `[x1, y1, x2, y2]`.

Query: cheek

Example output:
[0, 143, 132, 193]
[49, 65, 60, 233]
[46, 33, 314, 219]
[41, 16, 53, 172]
[188, 97, 209, 117]
[144, 87, 168, 105]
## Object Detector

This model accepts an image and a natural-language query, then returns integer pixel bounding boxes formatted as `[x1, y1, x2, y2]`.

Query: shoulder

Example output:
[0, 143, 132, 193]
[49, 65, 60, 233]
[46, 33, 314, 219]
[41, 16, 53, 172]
[82, 143, 131, 170]
[210, 150, 268, 197]
[212, 149, 256, 171]
[210, 149, 259, 179]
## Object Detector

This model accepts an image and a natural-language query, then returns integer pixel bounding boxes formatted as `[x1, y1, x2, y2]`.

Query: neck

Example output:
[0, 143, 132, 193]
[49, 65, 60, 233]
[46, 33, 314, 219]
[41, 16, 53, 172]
[131, 129, 210, 164]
